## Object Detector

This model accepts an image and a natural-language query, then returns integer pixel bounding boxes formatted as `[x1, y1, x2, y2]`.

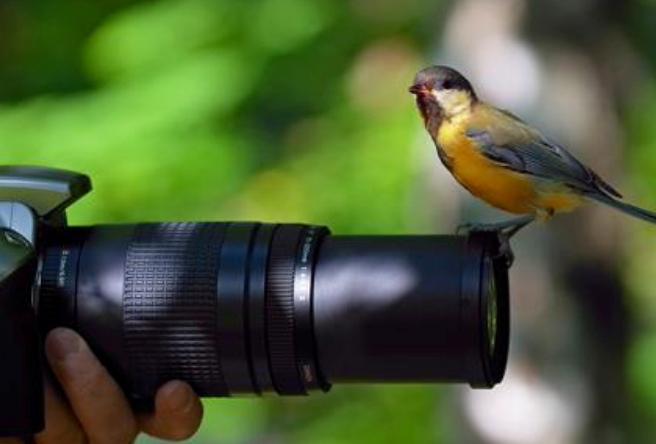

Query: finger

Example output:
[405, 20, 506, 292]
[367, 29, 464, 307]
[138, 381, 203, 441]
[45, 328, 138, 444]
[34, 383, 85, 444]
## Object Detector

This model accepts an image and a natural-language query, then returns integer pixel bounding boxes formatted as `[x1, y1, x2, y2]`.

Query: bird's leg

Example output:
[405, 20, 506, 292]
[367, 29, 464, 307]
[456, 215, 535, 266]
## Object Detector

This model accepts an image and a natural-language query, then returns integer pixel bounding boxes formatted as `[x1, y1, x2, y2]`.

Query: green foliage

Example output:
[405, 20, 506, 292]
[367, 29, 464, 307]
[0, 0, 443, 443]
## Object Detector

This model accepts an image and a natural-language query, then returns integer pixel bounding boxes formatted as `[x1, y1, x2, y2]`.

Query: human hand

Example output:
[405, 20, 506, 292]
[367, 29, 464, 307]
[1, 328, 203, 444]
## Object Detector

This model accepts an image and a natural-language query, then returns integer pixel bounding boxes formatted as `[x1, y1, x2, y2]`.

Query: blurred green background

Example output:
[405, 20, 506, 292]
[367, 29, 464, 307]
[4, 0, 656, 442]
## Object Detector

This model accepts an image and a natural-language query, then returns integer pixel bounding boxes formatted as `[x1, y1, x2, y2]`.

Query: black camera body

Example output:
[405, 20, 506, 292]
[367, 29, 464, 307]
[0, 166, 511, 437]
[0, 166, 91, 436]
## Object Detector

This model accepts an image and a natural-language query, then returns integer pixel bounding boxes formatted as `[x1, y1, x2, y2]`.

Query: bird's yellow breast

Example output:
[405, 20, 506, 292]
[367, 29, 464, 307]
[435, 116, 585, 216]
[436, 118, 537, 215]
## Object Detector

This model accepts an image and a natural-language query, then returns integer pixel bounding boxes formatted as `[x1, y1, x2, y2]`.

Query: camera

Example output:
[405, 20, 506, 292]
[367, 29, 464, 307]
[0, 166, 511, 436]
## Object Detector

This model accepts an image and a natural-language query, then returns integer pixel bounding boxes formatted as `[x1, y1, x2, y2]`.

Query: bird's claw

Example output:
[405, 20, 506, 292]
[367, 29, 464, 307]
[495, 231, 515, 267]
[456, 222, 516, 267]
[455, 222, 476, 235]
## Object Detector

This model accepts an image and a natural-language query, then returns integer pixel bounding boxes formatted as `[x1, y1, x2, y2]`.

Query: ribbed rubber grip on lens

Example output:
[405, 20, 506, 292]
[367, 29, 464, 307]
[123, 223, 228, 397]
[266, 225, 305, 395]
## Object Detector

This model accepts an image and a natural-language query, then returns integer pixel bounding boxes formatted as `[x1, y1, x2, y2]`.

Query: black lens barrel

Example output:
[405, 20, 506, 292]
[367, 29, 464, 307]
[36, 223, 509, 400]
[312, 231, 508, 387]
[38, 223, 331, 398]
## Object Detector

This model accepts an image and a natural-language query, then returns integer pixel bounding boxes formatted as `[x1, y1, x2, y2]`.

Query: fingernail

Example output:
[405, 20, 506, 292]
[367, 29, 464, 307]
[47, 328, 82, 363]
[164, 381, 194, 412]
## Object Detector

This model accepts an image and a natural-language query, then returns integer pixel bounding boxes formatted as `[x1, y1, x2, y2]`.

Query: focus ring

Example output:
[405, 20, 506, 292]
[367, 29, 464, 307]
[266, 225, 305, 395]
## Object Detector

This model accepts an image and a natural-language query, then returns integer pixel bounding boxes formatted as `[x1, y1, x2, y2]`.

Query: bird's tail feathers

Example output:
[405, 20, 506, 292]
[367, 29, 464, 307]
[588, 193, 656, 224]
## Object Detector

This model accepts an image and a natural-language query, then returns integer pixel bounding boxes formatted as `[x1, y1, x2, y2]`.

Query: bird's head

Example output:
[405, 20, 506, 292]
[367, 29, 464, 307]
[409, 66, 477, 129]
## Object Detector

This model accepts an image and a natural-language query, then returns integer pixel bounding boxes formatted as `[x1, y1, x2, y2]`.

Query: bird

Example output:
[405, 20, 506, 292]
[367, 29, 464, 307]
[409, 65, 656, 238]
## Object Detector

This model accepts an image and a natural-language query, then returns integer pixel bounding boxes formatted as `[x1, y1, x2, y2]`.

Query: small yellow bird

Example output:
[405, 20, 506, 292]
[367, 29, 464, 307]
[409, 65, 656, 236]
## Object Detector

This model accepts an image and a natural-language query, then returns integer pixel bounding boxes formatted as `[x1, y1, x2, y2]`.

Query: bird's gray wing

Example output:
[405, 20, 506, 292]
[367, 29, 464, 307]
[466, 115, 621, 198]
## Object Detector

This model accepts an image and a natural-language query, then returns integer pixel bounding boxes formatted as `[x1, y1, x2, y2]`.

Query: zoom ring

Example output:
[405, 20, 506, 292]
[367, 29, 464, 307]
[266, 225, 306, 395]
[123, 223, 229, 397]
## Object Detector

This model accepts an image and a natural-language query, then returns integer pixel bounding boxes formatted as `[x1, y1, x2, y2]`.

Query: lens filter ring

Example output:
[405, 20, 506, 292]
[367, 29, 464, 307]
[462, 231, 510, 388]
[486, 238, 510, 384]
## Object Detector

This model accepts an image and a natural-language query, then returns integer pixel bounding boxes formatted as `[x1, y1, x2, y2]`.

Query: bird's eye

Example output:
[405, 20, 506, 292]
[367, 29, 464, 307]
[441, 80, 453, 90]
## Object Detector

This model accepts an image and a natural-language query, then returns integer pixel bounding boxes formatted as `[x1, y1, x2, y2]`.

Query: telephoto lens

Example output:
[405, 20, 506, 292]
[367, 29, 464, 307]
[35, 223, 509, 402]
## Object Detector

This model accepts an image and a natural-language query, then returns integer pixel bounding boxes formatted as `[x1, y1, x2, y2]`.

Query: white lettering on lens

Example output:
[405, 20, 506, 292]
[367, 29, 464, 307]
[301, 239, 312, 263]
[58, 249, 70, 287]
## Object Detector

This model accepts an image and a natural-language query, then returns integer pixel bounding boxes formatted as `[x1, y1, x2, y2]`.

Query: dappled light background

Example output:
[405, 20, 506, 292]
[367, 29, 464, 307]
[3, 0, 656, 443]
